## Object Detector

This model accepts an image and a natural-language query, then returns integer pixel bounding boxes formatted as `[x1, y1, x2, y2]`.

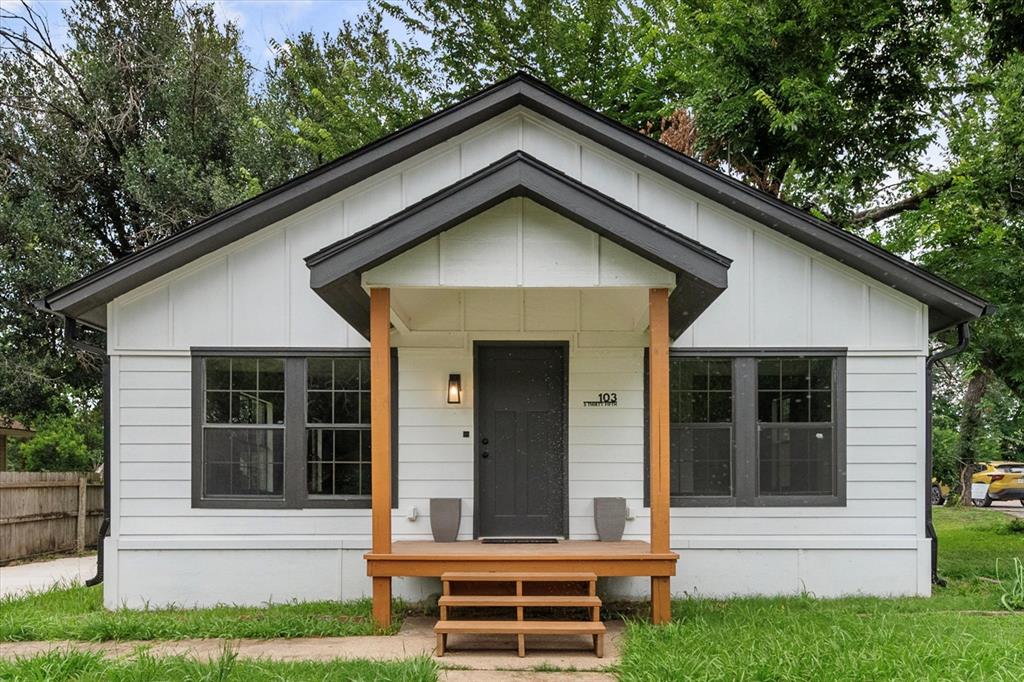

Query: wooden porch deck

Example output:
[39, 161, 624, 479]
[365, 540, 678, 578]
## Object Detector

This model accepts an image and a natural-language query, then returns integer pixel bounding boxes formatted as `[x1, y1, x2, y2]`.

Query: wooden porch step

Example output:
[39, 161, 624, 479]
[436, 571, 604, 658]
[435, 620, 606, 635]
[434, 620, 606, 658]
[441, 571, 597, 582]
[438, 595, 602, 608]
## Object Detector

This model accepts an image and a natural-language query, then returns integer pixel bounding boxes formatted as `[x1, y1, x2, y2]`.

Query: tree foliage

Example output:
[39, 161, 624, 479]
[0, 0, 292, 418]
[261, 10, 438, 166]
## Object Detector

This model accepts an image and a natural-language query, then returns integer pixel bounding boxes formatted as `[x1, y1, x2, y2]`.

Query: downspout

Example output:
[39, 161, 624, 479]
[925, 322, 970, 586]
[63, 318, 110, 587]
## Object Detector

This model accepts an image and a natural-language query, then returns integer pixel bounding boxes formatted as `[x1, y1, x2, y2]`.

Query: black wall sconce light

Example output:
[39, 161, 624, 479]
[447, 374, 462, 404]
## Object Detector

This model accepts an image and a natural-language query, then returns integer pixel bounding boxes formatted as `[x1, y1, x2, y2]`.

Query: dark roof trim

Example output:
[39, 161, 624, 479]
[306, 151, 731, 339]
[39, 72, 989, 331]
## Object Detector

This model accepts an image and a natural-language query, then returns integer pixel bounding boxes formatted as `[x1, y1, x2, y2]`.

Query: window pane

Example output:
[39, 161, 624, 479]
[809, 391, 832, 422]
[780, 358, 808, 390]
[259, 359, 285, 391]
[809, 358, 832, 390]
[307, 392, 332, 424]
[306, 428, 370, 495]
[205, 358, 231, 390]
[672, 426, 732, 496]
[334, 392, 360, 425]
[308, 358, 333, 390]
[203, 428, 284, 497]
[669, 358, 732, 426]
[758, 359, 780, 390]
[334, 359, 361, 390]
[707, 360, 731, 390]
[205, 391, 230, 424]
[779, 392, 809, 422]
[677, 360, 707, 391]
[335, 429, 363, 462]
[232, 358, 258, 391]
[708, 392, 732, 422]
[758, 426, 834, 496]
[263, 391, 286, 425]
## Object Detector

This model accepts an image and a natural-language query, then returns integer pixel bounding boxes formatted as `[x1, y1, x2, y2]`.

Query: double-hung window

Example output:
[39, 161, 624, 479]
[306, 356, 372, 498]
[200, 357, 286, 499]
[650, 350, 846, 507]
[192, 349, 395, 509]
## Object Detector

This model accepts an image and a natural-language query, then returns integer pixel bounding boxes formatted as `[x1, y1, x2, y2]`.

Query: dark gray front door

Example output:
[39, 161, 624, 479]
[476, 343, 567, 537]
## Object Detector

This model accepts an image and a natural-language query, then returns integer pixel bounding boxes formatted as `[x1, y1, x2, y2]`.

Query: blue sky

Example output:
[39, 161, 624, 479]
[2, 1, 386, 72]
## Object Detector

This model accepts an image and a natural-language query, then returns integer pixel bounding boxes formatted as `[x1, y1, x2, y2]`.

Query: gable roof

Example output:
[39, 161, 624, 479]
[307, 151, 731, 339]
[38, 73, 990, 331]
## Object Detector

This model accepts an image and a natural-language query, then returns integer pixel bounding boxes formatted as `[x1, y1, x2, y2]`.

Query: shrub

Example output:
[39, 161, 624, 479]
[8, 409, 102, 472]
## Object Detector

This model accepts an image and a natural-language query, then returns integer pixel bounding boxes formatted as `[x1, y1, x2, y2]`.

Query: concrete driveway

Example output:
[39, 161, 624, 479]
[0, 555, 95, 598]
[991, 500, 1024, 519]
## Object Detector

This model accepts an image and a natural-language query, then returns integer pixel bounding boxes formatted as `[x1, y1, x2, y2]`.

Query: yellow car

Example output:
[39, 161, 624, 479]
[931, 478, 951, 506]
[971, 461, 1024, 507]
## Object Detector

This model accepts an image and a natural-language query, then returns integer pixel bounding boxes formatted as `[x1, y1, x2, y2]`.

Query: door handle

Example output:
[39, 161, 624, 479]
[481, 451, 490, 458]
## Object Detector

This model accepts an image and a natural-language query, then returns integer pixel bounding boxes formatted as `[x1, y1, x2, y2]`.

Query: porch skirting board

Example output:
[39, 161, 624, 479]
[103, 542, 931, 609]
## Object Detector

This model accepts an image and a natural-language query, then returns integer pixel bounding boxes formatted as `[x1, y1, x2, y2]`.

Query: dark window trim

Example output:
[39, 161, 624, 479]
[191, 347, 397, 510]
[644, 348, 847, 508]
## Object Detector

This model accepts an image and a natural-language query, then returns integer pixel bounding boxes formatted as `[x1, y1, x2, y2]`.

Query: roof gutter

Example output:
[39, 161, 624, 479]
[925, 321, 971, 586]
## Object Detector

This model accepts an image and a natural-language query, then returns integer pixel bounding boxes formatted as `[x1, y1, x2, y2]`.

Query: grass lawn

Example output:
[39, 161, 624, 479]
[2, 507, 1022, 682]
[0, 589, 397, 641]
[0, 650, 436, 681]
[618, 506, 1024, 681]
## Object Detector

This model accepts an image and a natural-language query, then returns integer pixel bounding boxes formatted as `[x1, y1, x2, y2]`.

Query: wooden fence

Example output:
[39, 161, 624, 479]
[0, 471, 104, 564]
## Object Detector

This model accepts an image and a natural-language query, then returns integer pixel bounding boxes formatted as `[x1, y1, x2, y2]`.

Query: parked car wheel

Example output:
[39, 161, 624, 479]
[931, 485, 945, 506]
[972, 494, 993, 507]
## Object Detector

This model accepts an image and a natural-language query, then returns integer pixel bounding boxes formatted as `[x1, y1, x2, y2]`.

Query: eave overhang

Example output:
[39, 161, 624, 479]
[306, 152, 731, 340]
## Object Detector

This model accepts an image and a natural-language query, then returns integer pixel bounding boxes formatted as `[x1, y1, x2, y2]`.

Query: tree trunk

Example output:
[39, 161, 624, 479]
[957, 370, 991, 507]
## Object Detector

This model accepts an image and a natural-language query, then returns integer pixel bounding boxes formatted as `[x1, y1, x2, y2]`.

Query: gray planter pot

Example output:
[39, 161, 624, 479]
[594, 497, 627, 542]
[430, 498, 461, 543]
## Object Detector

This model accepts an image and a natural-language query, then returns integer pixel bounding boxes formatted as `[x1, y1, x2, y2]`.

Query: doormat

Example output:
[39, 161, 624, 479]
[480, 537, 559, 544]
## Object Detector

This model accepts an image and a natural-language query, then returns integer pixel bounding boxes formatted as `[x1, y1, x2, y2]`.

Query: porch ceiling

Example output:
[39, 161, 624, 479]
[306, 152, 731, 340]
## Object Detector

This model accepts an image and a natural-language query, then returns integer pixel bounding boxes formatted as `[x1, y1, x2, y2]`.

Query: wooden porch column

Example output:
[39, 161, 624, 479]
[370, 287, 393, 628]
[648, 288, 672, 624]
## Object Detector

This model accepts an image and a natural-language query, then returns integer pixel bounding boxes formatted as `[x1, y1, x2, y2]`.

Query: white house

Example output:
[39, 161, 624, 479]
[40, 75, 989, 624]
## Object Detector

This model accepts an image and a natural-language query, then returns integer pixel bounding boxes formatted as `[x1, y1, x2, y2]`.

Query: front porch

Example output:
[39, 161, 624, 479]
[361, 286, 679, 627]
[302, 163, 733, 629]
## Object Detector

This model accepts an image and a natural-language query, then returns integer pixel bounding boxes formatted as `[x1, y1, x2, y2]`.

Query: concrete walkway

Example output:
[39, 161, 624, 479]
[0, 555, 94, 598]
[0, 617, 620, 679]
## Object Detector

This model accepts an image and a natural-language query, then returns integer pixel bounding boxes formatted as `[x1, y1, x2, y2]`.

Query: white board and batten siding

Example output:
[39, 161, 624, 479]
[106, 107, 931, 608]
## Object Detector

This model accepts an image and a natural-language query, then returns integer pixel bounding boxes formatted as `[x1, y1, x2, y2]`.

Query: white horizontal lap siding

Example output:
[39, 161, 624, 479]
[394, 350, 474, 540]
[568, 349, 645, 539]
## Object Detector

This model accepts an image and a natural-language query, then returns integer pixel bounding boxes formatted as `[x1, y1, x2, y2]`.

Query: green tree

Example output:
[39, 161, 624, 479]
[260, 7, 438, 166]
[383, 0, 665, 130]
[0, 0, 290, 420]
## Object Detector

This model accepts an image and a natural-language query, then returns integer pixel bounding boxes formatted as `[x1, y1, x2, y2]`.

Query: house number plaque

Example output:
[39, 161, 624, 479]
[583, 392, 617, 407]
